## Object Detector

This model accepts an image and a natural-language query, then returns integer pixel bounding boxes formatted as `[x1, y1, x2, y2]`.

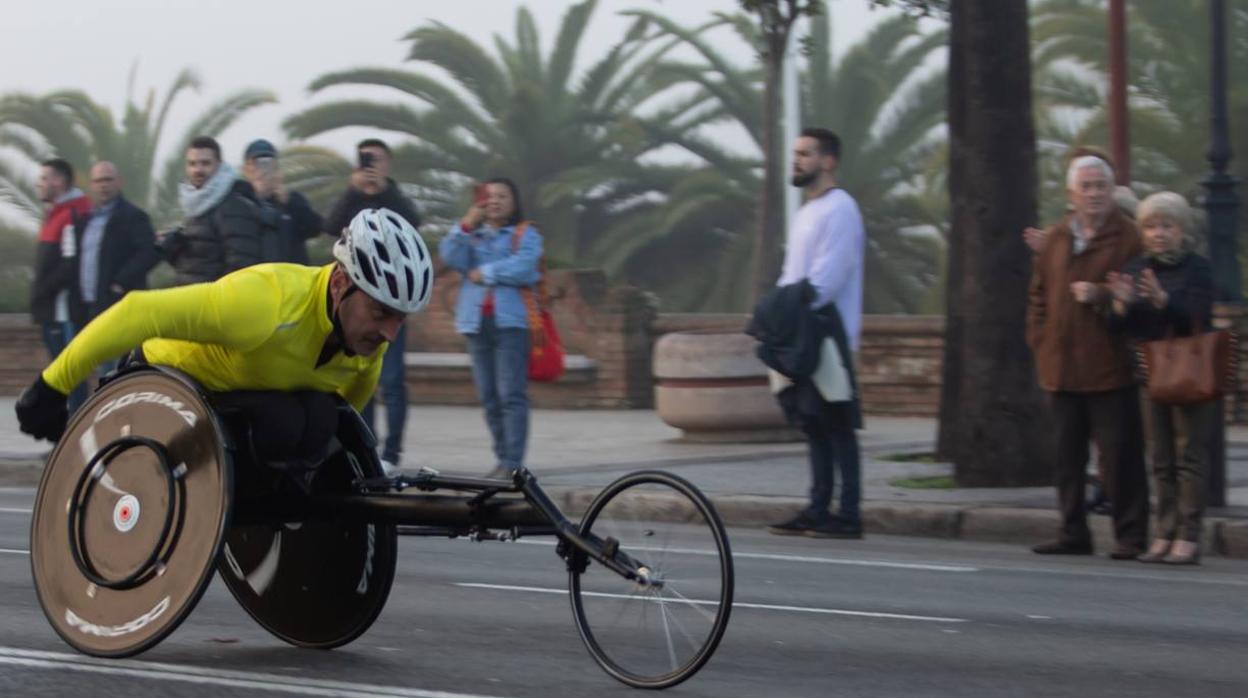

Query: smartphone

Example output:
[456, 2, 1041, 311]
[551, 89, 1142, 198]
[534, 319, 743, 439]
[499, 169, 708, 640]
[359, 151, 376, 169]
[254, 156, 277, 177]
[473, 183, 488, 206]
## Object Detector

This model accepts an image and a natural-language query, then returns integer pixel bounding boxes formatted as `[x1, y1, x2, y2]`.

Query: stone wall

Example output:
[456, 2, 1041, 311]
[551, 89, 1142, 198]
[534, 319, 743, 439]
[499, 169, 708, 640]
[5, 297, 1247, 422]
[0, 315, 47, 395]
[405, 268, 658, 408]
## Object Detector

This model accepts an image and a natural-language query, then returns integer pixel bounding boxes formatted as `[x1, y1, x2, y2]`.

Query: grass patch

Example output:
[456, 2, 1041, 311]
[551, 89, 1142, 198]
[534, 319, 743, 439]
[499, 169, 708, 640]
[880, 451, 941, 463]
[889, 475, 956, 490]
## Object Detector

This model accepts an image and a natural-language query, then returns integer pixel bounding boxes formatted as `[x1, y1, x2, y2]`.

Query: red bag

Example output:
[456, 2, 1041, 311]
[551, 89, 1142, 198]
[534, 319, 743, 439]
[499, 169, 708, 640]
[512, 223, 565, 382]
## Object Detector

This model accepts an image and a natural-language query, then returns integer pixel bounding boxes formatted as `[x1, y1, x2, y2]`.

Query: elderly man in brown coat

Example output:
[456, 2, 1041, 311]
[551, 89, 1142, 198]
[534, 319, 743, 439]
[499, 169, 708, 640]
[1026, 155, 1149, 559]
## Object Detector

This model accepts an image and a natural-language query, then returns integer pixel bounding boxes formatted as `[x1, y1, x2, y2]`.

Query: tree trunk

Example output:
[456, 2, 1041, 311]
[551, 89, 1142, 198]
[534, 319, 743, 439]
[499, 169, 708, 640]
[938, 0, 1053, 486]
[751, 40, 788, 305]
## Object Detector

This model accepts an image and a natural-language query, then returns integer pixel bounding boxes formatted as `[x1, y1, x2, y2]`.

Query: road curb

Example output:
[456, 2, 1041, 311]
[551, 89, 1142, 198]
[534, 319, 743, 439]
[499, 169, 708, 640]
[2, 460, 1244, 560]
[546, 487, 1248, 560]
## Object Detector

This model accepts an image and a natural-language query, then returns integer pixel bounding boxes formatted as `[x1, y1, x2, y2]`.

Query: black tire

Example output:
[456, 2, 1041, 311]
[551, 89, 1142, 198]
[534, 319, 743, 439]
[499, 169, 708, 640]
[569, 471, 733, 689]
[217, 407, 397, 649]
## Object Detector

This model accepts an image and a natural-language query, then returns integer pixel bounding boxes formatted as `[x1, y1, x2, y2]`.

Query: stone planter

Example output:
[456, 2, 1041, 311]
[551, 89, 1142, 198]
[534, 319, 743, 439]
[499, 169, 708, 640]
[653, 331, 799, 442]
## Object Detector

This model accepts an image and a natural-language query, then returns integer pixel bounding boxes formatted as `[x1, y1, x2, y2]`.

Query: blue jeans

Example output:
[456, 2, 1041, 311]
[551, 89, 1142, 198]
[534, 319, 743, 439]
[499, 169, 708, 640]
[361, 323, 407, 464]
[466, 315, 530, 470]
[804, 426, 861, 524]
[41, 321, 87, 413]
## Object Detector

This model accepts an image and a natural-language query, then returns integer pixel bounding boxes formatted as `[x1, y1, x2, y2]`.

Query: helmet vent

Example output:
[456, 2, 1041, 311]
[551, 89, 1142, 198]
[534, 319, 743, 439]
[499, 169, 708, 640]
[354, 247, 378, 286]
[372, 239, 391, 263]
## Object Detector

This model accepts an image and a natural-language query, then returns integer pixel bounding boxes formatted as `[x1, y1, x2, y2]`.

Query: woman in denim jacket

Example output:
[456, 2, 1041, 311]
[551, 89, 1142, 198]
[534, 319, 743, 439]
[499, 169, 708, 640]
[439, 178, 543, 478]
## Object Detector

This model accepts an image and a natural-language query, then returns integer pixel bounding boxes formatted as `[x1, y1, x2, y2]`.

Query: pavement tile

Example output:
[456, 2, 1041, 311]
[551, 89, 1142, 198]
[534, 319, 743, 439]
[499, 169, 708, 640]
[2, 397, 1247, 558]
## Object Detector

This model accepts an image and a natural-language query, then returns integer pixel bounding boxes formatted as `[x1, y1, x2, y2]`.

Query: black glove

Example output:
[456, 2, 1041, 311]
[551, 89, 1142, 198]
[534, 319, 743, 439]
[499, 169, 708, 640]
[16, 375, 68, 442]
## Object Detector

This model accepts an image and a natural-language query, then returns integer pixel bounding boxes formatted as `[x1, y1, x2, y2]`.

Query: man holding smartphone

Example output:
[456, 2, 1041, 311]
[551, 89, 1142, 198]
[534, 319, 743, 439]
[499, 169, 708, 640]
[323, 139, 422, 476]
[240, 139, 323, 264]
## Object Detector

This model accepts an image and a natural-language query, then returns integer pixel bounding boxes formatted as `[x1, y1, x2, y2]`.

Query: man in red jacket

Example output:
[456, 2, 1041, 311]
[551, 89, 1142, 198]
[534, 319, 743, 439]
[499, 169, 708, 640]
[31, 158, 90, 412]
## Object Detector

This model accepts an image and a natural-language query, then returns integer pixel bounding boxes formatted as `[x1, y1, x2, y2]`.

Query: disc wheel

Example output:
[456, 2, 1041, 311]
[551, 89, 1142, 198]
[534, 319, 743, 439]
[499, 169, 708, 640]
[569, 471, 733, 689]
[217, 415, 397, 649]
[30, 367, 232, 657]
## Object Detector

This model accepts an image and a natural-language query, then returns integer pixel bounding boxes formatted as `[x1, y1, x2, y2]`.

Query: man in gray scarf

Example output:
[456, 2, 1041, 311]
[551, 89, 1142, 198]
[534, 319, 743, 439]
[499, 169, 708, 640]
[162, 136, 265, 285]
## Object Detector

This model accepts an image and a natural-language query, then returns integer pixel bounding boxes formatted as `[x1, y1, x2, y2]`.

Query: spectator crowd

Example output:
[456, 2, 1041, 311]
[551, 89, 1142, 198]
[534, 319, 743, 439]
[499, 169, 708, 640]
[26, 129, 1226, 566]
[28, 133, 544, 480]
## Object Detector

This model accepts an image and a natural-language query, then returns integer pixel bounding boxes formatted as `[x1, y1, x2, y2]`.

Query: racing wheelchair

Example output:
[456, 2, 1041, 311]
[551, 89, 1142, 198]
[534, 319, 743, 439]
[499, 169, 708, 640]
[30, 364, 734, 689]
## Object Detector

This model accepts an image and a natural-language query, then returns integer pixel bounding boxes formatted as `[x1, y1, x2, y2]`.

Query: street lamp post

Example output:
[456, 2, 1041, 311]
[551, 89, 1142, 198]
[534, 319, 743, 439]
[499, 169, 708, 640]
[1204, 0, 1239, 508]
[1205, 0, 1240, 302]
[1107, 0, 1130, 185]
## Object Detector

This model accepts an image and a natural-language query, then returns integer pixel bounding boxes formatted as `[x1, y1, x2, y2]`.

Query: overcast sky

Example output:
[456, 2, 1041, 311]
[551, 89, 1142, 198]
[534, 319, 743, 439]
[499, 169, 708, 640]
[3, 0, 896, 176]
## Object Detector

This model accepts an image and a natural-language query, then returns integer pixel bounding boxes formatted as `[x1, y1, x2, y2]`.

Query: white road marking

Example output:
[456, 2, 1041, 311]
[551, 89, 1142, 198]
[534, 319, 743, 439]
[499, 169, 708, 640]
[455, 582, 968, 623]
[0, 507, 32, 514]
[725, 549, 977, 572]
[0, 548, 29, 555]
[507, 539, 1248, 585]
[511, 539, 978, 572]
[0, 646, 509, 698]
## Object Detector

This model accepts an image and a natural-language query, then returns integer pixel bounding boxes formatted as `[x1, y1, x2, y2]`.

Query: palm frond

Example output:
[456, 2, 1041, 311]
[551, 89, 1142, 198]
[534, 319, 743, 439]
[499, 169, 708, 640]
[547, 0, 597, 97]
[405, 22, 510, 118]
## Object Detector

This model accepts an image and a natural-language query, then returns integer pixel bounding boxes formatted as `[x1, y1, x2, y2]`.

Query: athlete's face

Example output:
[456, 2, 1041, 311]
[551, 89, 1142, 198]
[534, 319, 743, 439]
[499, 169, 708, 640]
[330, 268, 406, 357]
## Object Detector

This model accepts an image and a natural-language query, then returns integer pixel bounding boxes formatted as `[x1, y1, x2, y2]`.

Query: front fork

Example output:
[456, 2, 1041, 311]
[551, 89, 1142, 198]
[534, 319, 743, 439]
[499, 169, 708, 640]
[519, 471, 661, 589]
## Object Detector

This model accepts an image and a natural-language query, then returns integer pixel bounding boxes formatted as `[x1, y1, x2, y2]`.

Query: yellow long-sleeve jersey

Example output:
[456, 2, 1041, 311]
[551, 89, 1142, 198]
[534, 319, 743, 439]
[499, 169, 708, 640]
[42, 263, 383, 411]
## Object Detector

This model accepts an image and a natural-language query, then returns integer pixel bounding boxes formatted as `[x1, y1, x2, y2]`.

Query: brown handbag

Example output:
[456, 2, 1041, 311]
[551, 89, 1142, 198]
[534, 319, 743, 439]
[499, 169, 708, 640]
[1138, 325, 1236, 405]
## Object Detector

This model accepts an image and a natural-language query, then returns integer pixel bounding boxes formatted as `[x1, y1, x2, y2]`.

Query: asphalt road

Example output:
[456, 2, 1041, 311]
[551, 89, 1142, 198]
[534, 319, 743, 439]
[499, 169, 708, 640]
[0, 485, 1246, 697]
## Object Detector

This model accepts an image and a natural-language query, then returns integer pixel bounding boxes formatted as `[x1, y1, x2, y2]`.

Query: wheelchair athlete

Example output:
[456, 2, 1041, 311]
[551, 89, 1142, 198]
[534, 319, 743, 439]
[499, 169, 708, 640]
[15, 208, 432, 473]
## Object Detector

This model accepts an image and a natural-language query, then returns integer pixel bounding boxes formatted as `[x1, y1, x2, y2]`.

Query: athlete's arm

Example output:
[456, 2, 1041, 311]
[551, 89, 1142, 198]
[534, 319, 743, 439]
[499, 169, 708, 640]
[42, 268, 282, 394]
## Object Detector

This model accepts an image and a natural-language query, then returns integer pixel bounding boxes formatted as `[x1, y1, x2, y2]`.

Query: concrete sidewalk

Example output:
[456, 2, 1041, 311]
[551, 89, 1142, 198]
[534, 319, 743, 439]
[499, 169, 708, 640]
[2, 398, 1246, 558]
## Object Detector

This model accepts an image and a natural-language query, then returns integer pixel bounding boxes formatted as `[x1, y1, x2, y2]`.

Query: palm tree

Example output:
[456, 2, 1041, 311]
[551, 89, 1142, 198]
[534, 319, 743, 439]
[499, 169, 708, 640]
[938, 0, 1051, 486]
[283, 0, 696, 264]
[1030, 0, 1248, 214]
[601, 9, 948, 313]
[0, 67, 275, 228]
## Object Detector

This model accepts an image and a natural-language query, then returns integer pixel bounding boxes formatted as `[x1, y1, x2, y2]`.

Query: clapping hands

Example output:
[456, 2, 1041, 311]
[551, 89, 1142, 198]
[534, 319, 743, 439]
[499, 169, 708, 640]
[1106, 268, 1168, 311]
[1106, 271, 1135, 303]
[1137, 268, 1168, 308]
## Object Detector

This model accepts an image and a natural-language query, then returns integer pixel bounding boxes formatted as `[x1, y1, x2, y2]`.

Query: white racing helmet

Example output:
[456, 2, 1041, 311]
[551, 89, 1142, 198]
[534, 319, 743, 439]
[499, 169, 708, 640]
[333, 207, 433, 313]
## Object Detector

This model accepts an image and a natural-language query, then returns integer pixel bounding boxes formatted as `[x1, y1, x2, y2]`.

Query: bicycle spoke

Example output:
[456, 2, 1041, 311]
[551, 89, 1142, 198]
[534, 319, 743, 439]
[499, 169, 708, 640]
[571, 472, 732, 689]
[657, 594, 679, 672]
[664, 586, 721, 626]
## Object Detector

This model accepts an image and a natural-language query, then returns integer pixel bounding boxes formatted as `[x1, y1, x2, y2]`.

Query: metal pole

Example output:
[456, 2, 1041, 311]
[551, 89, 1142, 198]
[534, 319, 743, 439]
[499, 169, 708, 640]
[1204, 0, 1241, 302]
[782, 24, 801, 245]
[1107, 0, 1130, 184]
[1204, 0, 1240, 508]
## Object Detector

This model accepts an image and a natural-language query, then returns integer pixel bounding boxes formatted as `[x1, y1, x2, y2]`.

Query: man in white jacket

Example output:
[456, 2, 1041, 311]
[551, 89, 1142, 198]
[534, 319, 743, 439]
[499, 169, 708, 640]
[768, 128, 866, 539]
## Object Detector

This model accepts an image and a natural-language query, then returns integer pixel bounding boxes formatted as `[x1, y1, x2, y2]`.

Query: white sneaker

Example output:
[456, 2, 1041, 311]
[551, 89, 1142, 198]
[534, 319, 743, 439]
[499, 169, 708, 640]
[380, 459, 401, 477]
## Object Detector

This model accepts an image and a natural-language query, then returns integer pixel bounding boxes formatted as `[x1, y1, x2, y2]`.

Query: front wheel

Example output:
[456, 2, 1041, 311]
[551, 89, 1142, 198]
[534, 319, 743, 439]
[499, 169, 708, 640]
[569, 471, 733, 689]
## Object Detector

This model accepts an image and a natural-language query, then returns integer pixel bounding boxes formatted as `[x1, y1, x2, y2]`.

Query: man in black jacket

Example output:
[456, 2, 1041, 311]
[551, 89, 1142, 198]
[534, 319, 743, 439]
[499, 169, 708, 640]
[322, 139, 421, 476]
[163, 136, 265, 285]
[74, 162, 160, 324]
[239, 139, 323, 264]
[323, 139, 421, 235]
